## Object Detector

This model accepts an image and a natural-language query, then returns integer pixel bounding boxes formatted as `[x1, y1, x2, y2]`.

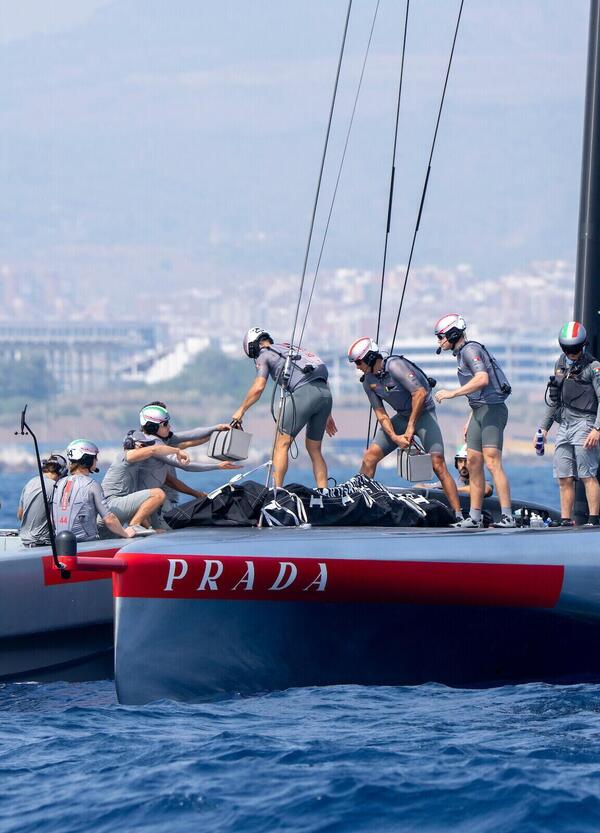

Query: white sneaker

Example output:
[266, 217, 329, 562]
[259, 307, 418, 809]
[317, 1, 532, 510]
[492, 514, 516, 528]
[452, 516, 482, 529]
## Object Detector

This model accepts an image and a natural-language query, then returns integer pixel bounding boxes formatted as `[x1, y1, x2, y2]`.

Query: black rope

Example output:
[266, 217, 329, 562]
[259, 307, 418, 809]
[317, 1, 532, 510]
[264, 0, 353, 495]
[298, 0, 382, 348]
[365, 0, 411, 448]
[287, 0, 353, 353]
[389, 0, 465, 354]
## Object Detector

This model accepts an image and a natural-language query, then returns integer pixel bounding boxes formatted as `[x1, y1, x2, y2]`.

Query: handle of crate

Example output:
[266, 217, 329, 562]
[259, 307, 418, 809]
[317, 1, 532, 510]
[408, 436, 427, 455]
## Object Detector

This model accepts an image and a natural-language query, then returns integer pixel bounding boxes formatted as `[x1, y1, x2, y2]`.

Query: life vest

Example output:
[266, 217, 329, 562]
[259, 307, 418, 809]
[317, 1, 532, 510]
[557, 352, 599, 416]
[381, 355, 436, 390]
[457, 341, 512, 398]
[52, 475, 99, 541]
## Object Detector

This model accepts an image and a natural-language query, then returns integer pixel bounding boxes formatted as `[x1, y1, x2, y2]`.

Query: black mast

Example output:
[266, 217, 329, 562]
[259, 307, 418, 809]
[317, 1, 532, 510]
[575, 0, 600, 353]
[574, 1, 600, 523]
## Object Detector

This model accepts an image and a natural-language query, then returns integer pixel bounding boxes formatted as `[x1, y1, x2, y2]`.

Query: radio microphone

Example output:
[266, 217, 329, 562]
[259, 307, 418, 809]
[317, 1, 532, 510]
[436, 346, 442, 355]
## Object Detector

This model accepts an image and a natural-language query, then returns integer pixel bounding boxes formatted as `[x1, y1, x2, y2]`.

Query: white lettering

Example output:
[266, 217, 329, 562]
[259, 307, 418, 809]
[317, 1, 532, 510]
[303, 562, 328, 592]
[197, 559, 224, 591]
[231, 561, 255, 591]
[164, 558, 188, 592]
[269, 561, 298, 591]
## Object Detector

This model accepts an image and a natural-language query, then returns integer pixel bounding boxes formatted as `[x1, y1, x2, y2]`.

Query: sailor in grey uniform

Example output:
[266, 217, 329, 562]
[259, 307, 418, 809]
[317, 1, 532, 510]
[347, 337, 462, 519]
[135, 404, 242, 528]
[53, 439, 136, 542]
[17, 453, 67, 547]
[234, 328, 337, 488]
[539, 321, 600, 526]
[434, 313, 514, 528]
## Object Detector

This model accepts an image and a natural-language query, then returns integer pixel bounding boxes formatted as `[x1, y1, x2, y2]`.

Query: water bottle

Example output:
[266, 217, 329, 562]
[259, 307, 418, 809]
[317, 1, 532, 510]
[535, 428, 545, 456]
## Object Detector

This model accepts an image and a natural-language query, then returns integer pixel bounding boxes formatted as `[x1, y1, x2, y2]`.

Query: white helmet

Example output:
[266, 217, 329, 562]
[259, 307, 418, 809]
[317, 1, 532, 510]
[243, 327, 271, 359]
[454, 443, 468, 468]
[139, 404, 170, 428]
[347, 337, 380, 366]
[66, 439, 100, 471]
[434, 313, 466, 345]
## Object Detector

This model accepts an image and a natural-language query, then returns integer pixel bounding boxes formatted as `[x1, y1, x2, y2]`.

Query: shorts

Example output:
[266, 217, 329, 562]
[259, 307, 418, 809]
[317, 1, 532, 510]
[466, 403, 508, 452]
[280, 379, 333, 441]
[373, 410, 444, 457]
[106, 490, 153, 523]
[553, 420, 600, 479]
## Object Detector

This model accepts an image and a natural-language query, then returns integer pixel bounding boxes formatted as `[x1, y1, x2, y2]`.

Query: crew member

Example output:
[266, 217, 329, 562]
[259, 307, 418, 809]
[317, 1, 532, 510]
[135, 404, 241, 526]
[142, 401, 220, 512]
[232, 328, 337, 488]
[17, 452, 68, 547]
[434, 313, 514, 528]
[454, 443, 493, 497]
[348, 336, 462, 520]
[538, 321, 600, 527]
[53, 440, 136, 542]
[102, 430, 192, 532]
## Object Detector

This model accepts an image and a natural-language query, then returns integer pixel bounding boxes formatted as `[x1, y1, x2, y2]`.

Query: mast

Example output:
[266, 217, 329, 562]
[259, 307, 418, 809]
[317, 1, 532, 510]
[575, 0, 600, 354]
[574, 1, 600, 523]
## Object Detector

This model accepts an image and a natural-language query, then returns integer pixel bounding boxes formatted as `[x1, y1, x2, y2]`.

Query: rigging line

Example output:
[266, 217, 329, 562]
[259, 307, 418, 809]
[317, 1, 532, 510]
[287, 0, 353, 354]
[298, 0, 382, 349]
[375, 0, 410, 344]
[263, 0, 353, 498]
[389, 0, 465, 355]
[366, 0, 410, 449]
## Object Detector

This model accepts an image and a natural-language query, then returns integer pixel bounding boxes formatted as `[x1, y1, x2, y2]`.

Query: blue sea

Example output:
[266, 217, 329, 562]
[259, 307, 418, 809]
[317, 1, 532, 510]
[3, 463, 600, 833]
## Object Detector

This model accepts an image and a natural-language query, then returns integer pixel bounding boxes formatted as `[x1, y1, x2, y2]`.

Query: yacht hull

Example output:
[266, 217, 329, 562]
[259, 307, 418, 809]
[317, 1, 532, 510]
[112, 526, 600, 704]
[0, 541, 119, 682]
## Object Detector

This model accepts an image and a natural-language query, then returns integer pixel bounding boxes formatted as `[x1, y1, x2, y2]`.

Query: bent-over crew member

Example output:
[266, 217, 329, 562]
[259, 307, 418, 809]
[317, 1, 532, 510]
[538, 321, 600, 527]
[434, 313, 514, 528]
[347, 336, 462, 520]
[233, 328, 337, 488]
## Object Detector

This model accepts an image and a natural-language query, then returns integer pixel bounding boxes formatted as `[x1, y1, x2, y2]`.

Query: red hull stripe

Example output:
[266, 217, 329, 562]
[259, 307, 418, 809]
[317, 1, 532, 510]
[114, 553, 564, 608]
[43, 548, 121, 586]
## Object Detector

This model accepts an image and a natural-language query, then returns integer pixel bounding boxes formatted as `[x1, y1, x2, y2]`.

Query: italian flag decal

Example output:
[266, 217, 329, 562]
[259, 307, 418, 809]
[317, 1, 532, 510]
[560, 322, 581, 341]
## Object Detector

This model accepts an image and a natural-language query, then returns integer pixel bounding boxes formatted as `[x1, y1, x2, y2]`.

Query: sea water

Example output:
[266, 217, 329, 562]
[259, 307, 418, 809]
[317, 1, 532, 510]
[2, 465, 600, 833]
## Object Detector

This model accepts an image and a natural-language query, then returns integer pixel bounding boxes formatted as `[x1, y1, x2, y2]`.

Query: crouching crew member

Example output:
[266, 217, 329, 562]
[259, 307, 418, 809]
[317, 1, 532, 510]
[102, 430, 192, 532]
[434, 313, 514, 528]
[136, 405, 240, 528]
[53, 440, 136, 542]
[233, 328, 337, 488]
[538, 321, 600, 527]
[17, 452, 68, 547]
[348, 336, 462, 520]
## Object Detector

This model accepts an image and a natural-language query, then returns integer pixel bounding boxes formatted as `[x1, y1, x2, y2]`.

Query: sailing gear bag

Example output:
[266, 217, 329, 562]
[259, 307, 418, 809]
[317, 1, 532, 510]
[164, 477, 453, 528]
[164, 480, 268, 528]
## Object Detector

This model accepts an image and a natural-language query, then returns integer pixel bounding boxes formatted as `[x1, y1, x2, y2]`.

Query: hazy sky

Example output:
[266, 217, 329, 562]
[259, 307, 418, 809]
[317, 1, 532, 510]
[0, 1, 112, 43]
[0, 1, 592, 286]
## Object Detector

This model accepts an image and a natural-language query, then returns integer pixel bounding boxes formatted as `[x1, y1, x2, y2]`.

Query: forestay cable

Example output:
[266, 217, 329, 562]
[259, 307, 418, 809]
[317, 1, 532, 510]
[389, 0, 465, 354]
[263, 0, 353, 495]
[298, 0, 382, 348]
[287, 0, 353, 354]
[365, 0, 411, 448]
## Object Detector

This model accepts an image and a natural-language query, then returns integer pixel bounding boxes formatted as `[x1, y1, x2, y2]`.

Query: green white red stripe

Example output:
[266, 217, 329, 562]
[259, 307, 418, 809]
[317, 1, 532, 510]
[560, 321, 582, 341]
